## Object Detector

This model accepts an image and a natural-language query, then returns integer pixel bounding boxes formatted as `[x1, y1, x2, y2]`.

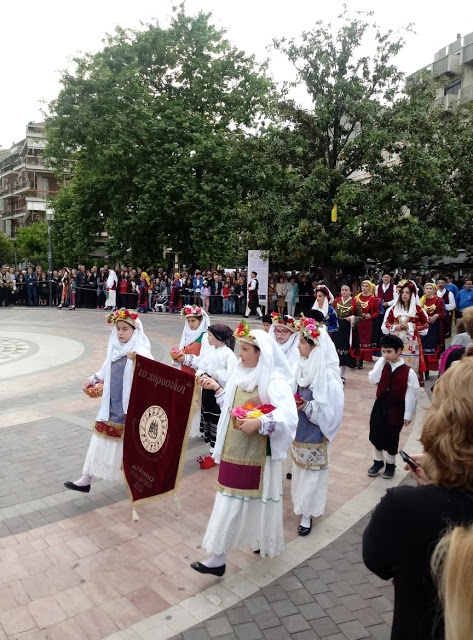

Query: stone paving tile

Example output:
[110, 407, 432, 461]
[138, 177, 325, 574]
[171, 510, 398, 640]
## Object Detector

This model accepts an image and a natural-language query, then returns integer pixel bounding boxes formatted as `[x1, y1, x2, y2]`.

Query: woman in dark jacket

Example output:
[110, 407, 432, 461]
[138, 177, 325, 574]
[363, 356, 473, 640]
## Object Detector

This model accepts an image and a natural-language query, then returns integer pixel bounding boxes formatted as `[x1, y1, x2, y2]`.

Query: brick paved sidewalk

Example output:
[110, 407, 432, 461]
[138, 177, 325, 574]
[169, 481, 417, 640]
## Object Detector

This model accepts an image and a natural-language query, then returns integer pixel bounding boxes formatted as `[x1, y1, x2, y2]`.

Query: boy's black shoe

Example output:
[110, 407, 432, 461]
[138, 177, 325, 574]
[382, 463, 396, 479]
[367, 460, 384, 477]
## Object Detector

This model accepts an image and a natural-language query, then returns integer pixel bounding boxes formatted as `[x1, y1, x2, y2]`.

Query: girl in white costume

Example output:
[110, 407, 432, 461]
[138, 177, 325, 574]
[268, 312, 300, 382]
[64, 309, 153, 492]
[191, 324, 298, 576]
[187, 324, 238, 469]
[291, 317, 344, 535]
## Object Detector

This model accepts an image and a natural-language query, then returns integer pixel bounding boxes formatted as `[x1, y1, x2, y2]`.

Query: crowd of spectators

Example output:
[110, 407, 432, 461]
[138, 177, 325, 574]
[1, 263, 473, 318]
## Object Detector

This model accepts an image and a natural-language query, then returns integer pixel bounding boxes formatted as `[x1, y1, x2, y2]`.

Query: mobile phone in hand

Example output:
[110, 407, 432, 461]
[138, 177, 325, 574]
[399, 450, 420, 474]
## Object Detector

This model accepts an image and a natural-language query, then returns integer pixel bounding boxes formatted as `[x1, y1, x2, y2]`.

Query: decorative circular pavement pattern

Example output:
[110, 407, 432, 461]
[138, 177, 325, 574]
[0, 336, 30, 364]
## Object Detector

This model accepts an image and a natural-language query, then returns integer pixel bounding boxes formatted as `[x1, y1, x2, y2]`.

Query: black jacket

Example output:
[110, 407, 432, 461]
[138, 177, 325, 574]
[363, 484, 473, 640]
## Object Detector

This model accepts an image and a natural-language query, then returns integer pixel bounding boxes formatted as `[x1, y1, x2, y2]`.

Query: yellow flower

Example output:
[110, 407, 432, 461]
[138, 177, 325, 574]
[246, 409, 264, 418]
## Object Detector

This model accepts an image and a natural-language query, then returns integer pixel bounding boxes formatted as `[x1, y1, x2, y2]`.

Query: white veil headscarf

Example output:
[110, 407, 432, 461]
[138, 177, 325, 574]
[391, 285, 417, 319]
[296, 329, 344, 442]
[106, 269, 118, 289]
[311, 286, 334, 317]
[96, 317, 153, 421]
[179, 311, 210, 348]
[269, 323, 300, 383]
[213, 330, 297, 463]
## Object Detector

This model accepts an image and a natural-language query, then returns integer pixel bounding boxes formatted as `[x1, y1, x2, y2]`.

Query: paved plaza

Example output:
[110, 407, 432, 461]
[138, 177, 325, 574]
[0, 308, 430, 639]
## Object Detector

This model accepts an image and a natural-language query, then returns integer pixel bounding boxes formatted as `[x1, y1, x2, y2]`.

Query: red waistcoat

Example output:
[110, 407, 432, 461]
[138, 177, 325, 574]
[377, 283, 395, 303]
[377, 363, 410, 426]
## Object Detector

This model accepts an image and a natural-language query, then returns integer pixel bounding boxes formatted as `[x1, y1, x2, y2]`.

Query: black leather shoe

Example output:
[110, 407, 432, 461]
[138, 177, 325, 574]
[64, 481, 90, 493]
[298, 519, 312, 536]
[368, 460, 385, 477]
[190, 562, 226, 577]
[286, 471, 292, 480]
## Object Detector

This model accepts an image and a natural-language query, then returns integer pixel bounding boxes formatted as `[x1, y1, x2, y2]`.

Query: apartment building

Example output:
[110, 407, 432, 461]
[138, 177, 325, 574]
[413, 32, 473, 109]
[0, 122, 59, 238]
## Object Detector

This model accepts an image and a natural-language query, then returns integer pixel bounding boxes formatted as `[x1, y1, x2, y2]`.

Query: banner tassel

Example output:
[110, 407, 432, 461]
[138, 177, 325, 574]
[174, 494, 181, 514]
[132, 507, 139, 522]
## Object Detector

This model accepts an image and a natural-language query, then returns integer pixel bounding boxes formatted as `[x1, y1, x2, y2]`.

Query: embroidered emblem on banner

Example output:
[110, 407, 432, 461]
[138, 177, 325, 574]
[139, 406, 168, 453]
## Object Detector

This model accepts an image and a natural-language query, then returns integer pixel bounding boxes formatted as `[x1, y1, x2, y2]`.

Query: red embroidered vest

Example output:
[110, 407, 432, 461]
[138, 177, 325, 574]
[376, 363, 410, 426]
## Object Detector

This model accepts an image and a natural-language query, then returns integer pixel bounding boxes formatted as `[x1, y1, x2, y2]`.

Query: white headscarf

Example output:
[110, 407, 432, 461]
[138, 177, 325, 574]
[96, 318, 153, 421]
[179, 311, 210, 349]
[213, 330, 297, 462]
[311, 286, 334, 317]
[106, 269, 118, 289]
[269, 324, 299, 385]
[392, 288, 417, 319]
[296, 330, 343, 442]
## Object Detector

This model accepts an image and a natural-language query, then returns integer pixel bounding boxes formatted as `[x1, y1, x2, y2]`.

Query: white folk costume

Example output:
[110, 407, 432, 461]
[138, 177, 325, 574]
[382, 282, 429, 378]
[198, 328, 298, 567]
[291, 319, 344, 530]
[104, 269, 118, 309]
[65, 310, 153, 491]
[174, 305, 210, 375]
[268, 312, 300, 384]
[186, 325, 238, 461]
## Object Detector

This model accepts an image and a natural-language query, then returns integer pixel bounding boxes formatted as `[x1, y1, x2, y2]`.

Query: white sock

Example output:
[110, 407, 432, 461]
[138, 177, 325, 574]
[385, 452, 396, 465]
[374, 448, 384, 463]
[202, 553, 226, 568]
[74, 474, 92, 487]
[300, 515, 312, 528]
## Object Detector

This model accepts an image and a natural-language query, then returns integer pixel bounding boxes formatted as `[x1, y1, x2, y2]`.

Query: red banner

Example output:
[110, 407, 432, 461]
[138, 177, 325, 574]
[123, 355, 195, 505]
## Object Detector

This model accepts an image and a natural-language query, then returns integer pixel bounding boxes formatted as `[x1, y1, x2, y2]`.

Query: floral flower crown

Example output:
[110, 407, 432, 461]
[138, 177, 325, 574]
[180, 304, 203, 318]
[295, 315, 321, 343]
[234, 321, 255, 341]
[271, 311, 297, 330]
[107, 308, 139, 325]
[397, 280, 417, 293]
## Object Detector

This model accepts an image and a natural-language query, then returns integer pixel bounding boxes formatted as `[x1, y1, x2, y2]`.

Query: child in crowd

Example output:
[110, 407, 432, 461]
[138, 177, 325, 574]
[367, 334, 419, 479]
[262, 314, 272, 332]
[222, 282, 230, 314]
[64, 309, 153, 492]
[201, 281, 210, 313]
[229, 285, 237, 314]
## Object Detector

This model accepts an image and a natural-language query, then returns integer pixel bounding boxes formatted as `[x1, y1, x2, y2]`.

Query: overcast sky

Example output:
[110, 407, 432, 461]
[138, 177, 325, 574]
[1, 0, 471, 149]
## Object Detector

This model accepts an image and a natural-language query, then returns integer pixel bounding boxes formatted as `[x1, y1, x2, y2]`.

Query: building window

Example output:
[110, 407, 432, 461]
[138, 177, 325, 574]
[445, 80, 461, 96]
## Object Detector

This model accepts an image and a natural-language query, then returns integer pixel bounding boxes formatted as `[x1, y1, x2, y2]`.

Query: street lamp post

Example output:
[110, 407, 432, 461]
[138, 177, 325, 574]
[45, 208, 55, 307]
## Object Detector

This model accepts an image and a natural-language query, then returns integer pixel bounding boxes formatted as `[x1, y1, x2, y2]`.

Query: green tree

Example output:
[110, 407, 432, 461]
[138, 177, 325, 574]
[0, 232, 14, 265]
[45, 6, 275, 266]
[239, 12, 473, 282]
[15, 222, 49, 267]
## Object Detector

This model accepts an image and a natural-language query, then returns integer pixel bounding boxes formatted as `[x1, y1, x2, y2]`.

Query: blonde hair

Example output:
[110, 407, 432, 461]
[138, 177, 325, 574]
[462, 306, 473, 339]
[432, 525, 473, 640]
[421, 357, 473, 491]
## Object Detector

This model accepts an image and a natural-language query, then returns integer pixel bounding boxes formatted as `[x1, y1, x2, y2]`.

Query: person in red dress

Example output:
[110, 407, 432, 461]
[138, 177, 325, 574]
[354, 280, 380, 369]
[420, 283, 445, 373]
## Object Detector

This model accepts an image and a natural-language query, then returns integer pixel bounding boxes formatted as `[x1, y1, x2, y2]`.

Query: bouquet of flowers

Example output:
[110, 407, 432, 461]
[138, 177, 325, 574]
[231, 402, 275, 427]
[170, 347, 184, 360]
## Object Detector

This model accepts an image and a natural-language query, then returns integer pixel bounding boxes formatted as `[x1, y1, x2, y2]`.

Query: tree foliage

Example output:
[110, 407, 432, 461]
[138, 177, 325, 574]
[45, 7, 473, 273]
[15, 222, 49, 267]
[45, 6, 275, 266]
[0, 232, 14, 265]
[238, 13, 473, 278]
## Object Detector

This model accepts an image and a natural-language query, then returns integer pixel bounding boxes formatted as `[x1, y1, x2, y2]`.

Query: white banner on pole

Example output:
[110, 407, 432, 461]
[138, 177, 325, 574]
[247, 250, 269, 308]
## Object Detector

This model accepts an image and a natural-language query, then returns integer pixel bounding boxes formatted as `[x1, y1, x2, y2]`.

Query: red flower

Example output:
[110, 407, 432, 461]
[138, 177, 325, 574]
[256, 404, 275, 414]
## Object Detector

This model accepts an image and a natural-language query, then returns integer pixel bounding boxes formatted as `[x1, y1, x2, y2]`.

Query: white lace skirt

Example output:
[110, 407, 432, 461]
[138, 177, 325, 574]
[291, 465, 329, 517]
[82, 433, 124, 482]
[202, 458, 284, 558]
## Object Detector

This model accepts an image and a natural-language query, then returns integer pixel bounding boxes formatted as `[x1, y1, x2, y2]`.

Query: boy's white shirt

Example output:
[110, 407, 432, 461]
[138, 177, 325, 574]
[368, 357, 419, 421]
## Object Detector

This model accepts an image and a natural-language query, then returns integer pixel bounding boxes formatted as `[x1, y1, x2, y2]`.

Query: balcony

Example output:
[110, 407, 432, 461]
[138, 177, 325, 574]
[460, 84, 473, 101]
[434, 94, 459, 110]
[460, 43, 473, 66]
[0, 180, 28, 197]
[432, 54, 461, 77]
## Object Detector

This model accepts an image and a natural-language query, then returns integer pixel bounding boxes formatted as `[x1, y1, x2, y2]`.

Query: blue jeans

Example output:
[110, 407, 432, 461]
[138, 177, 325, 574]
[223, 298, 230, 313]
[229, 300, 236, 314]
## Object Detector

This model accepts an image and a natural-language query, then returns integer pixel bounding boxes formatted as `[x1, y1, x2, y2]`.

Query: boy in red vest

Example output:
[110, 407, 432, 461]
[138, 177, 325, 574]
[367, 334, 419, 479]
